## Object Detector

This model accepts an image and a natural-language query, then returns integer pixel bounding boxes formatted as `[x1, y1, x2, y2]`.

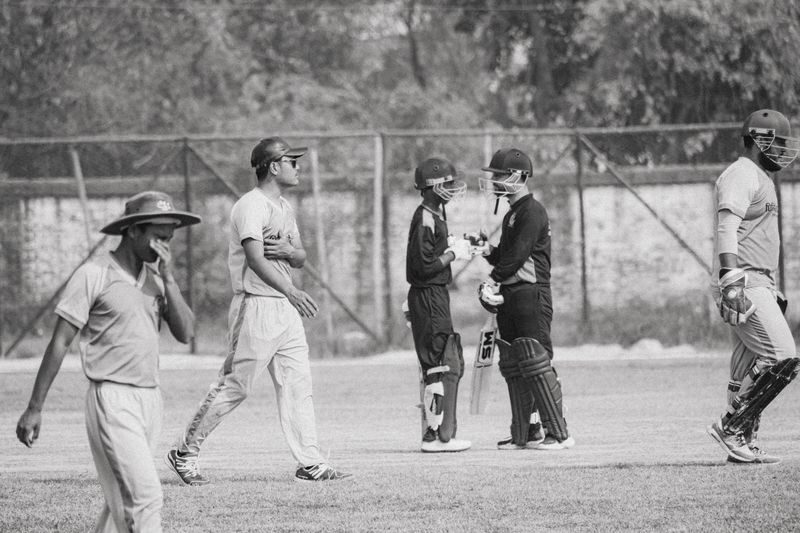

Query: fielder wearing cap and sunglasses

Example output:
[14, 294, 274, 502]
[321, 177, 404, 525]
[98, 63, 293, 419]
[707, 109, 800, 465]
[16, 191, 200, 532]
[165, 137, 351, 483]
[477, 148, 575, 451]
[404, 157, 472, 453]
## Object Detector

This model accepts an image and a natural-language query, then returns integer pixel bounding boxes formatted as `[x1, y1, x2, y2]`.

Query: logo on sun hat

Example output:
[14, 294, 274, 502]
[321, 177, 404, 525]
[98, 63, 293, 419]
[100, 191, 202, 235]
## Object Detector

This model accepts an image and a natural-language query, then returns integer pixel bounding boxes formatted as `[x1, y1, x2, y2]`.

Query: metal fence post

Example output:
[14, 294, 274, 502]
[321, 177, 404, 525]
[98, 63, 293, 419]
[574, 133, 591, 335]
[68, 146, 92, 251]
[381, 133, 393, 345]
[775, 170, 786, 293]
[182, 138, 196, 354]
[372, 133, 386, 347]
[310, 147, 334, 356]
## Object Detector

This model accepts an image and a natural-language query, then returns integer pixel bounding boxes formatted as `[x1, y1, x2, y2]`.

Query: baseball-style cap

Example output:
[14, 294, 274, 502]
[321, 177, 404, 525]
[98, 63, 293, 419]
[481, 148, 533, 176]
[251, 137, 308, 170]
[100, 191, 201, 235]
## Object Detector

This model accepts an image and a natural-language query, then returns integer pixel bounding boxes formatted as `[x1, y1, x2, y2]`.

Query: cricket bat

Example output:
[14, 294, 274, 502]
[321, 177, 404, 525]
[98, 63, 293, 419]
[470, 314, 498, 414]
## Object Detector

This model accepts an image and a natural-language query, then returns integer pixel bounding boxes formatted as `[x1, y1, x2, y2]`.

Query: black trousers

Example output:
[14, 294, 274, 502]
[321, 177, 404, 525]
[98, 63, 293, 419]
[497, 283, 553, 357]
[408, 285, 453, 383]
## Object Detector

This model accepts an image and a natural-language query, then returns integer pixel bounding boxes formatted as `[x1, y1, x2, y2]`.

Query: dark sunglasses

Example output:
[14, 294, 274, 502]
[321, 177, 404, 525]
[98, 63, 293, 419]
[280, 158, 298, 169]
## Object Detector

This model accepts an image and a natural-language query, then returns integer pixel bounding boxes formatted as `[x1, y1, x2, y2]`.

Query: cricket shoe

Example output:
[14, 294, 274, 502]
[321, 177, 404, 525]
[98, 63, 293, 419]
[533, 435, 575, 451]
[727, 444, 780, 465]
[295, 463, 353, 482]
[165, 448, 210, 486]
[421, 437, 471, 453]
[707, 420, 755, 463]
[497, 424, 545, 450]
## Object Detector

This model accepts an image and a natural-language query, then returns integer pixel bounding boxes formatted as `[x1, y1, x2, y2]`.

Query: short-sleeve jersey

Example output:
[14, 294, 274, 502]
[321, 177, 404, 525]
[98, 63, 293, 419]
[712, 157, 779, 286]
[229, 188, 299, 297]
[486, 194, 551, 285]
[406, 205, 452, 287]
[55, 252, 165, 387]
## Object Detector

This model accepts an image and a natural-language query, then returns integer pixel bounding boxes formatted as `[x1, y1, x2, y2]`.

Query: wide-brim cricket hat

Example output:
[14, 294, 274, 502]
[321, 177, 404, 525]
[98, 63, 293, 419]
[251, 137, 308, 170]
[100, 191, 202, 235]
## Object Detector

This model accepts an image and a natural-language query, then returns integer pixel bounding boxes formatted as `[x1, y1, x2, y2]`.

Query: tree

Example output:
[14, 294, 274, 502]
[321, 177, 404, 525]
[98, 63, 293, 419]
[570, 0, 800, 125]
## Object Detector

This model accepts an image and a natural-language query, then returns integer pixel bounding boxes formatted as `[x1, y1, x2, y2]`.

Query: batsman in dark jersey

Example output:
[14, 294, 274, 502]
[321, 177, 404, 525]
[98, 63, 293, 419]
[478, 148, 575, 451]
[405, 157, 472, 453]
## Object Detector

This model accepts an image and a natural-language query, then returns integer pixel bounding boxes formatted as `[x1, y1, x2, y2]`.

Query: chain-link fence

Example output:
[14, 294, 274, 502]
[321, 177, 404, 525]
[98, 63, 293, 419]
[3, 125, 800, 358]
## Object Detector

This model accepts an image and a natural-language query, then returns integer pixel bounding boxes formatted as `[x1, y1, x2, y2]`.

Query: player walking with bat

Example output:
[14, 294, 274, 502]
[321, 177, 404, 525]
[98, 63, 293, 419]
[707, 110, 800, 464]
[405, 157, 472, 453]
[477, 148, 574, 451]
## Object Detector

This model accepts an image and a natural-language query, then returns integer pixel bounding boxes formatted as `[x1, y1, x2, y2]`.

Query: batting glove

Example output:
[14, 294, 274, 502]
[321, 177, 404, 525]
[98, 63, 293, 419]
[445, 238, 471, 261]
[718, 268, 756, 325]
[478, 279, 504, 313]
[401, 300, 412, 329]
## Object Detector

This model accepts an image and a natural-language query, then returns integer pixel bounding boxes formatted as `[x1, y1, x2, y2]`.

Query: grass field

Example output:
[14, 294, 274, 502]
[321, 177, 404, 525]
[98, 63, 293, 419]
[2, 347, 800, 532]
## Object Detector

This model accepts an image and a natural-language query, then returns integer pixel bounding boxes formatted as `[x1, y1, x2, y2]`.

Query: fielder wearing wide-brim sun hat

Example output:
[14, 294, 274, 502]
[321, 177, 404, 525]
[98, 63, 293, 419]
[100, 190, 202, 235]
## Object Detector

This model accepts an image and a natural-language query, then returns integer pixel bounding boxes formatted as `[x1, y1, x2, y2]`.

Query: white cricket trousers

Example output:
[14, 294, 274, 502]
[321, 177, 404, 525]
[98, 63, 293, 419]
[85, 381, 163, 533]
[727, 285, 797, 403]
[179, 293, 324, 467]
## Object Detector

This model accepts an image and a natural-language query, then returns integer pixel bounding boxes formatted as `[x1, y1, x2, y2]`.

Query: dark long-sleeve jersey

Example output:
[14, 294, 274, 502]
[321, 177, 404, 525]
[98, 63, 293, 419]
[486, 194, 551, 285]
[406, 205, 452, 287]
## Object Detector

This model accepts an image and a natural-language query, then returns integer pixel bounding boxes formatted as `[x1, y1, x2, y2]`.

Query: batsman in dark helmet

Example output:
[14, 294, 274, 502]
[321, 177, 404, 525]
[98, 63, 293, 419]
[477, 147, 575, 451]
[405, 157, 472, 453]
[707, 109, 800, 464]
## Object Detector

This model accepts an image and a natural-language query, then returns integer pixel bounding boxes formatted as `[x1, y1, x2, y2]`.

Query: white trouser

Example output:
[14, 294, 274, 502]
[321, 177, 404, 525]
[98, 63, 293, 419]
[179, 293, 323, 467]
[85, 381, 163, 533]
[727, 285, 796, 404]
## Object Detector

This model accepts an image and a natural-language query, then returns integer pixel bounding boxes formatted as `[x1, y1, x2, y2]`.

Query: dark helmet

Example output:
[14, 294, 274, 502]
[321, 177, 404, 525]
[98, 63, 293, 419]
[414, 157, 466, 201]
[741, 109, 799, 171]
[250, 137, 307, 171]
[480, 148, 533, 196]
[481, 148, 533, 176]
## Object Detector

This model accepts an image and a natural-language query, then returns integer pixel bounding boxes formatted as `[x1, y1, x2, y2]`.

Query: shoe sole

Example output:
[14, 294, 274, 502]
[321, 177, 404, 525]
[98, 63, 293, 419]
[706, 425, 755, 463]
[294, 475, 354, 482]
[421, 446, 471, 453]
[727, 456, 781, 465]
[164, 452, 210, 486]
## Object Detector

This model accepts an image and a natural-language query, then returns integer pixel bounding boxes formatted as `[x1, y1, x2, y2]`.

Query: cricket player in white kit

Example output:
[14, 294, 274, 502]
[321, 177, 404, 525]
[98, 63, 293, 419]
[166, 137, 351, 484]
[16, 191, 200, 533]
[707, 109, 800, 464]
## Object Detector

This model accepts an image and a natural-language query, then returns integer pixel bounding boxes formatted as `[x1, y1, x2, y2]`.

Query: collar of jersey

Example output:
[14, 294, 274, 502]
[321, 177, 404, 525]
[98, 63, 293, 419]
[107, 252, 146, 289]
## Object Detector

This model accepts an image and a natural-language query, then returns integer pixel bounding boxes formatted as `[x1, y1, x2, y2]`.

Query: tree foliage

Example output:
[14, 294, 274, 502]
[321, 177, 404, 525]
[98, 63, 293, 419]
[1, 0, 799, 137]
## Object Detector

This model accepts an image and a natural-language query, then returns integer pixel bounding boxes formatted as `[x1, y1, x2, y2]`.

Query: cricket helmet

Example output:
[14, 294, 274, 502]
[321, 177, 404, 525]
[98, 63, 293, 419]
[741, 109, 800, 171]
[479, 148, 533, 196]
[414, 157, 466, 201]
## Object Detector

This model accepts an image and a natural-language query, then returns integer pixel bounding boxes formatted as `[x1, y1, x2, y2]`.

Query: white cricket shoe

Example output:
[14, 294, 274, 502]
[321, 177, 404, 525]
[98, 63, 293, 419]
[421, 437, 471, 453]
[707, 420, 755, 463]
[533, 435, 575, 450]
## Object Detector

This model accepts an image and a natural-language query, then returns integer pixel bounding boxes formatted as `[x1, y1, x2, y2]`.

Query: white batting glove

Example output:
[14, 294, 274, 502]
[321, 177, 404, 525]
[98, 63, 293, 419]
[401, 300, 412, 329]
[445, 238, 471, 261]
[718, 268, 756, 325]
[465, 231, 491, 256]
[478, 279, 504, 313]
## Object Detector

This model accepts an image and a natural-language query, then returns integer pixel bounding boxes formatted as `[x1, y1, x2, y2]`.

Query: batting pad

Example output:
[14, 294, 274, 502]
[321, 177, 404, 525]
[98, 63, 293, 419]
[439, 334, 464, 442]
[497, 339, 534, 446]
[725, 357, 800, 433]
[515, 337, 569, 442]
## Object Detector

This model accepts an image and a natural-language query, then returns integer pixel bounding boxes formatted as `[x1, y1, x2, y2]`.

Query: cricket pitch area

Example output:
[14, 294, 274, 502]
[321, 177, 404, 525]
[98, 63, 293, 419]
[2, 344, 800, 532]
